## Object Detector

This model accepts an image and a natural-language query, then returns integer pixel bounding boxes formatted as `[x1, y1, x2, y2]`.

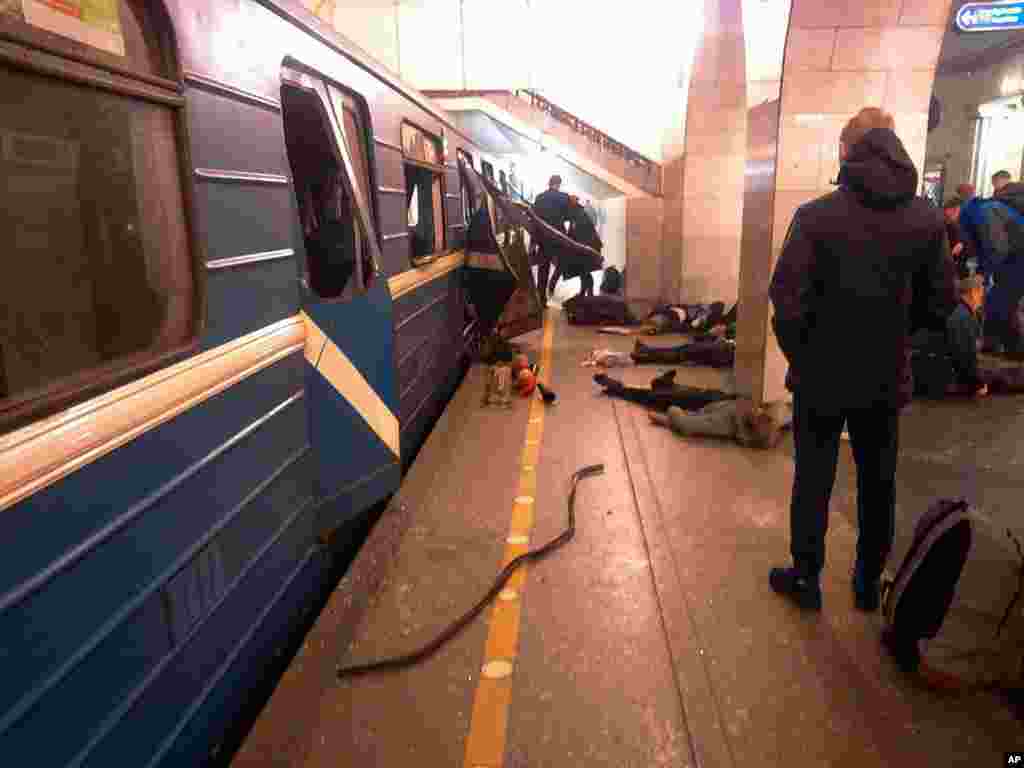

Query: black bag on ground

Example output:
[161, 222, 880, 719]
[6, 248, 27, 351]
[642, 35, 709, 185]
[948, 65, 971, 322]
[882, 499, 1024, 689]
[563, 295, 638, 326]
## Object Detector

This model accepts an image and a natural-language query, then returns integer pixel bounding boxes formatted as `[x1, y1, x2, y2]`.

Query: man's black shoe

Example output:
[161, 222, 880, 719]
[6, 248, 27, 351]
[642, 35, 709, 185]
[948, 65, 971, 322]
[769, 566, 822, 611]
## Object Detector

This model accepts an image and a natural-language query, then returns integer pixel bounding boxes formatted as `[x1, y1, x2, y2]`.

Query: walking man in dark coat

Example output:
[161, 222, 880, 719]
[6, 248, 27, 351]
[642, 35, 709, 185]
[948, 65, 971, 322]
[768, 107, 957, 612]
[532, 175, 572, 302]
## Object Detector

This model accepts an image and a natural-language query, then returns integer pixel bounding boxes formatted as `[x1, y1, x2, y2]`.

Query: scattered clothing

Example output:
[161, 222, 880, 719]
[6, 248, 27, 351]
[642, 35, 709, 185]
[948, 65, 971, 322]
[593, 370, 735, 412]
[649, 399, 793, 449]
[631, 338, 735, 368]
[582, 349, 634, 368]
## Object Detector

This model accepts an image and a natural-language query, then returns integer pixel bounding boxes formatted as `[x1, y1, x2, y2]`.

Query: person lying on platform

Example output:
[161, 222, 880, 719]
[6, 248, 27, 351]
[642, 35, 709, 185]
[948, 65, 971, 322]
[649, 399, 792, 449]
[593, 370, 735, 412]
[630, 337, 735, 368]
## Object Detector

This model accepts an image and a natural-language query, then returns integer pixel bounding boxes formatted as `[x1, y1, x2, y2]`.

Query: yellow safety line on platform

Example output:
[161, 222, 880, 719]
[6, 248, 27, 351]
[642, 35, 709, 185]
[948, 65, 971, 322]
[462, 309, 555, 768]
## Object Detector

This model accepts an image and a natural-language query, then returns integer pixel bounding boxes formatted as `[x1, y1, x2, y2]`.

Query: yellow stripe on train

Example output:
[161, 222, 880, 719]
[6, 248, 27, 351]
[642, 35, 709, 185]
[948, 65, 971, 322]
[300, 311, 400, 459]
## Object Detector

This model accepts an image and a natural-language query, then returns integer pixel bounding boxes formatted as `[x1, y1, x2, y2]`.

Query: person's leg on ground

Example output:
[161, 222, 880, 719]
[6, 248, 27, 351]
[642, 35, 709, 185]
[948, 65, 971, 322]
[845, 406, 899, 611]
[770, 391, 845, 610]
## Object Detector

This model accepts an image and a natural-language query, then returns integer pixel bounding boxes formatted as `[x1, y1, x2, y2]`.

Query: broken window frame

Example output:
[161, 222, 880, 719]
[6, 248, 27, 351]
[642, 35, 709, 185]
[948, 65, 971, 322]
[281, 62, 382, 298]
[400, 120, 447, 266]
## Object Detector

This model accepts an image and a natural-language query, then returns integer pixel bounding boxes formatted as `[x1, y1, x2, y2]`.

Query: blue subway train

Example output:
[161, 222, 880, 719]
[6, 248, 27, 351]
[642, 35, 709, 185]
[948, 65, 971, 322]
[0, 1, 529, 765]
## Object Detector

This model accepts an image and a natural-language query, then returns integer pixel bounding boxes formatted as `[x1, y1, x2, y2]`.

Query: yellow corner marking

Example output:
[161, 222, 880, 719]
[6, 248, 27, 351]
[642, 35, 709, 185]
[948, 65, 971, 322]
[300, 311, 400, 458]
[463, 309, 556, 768]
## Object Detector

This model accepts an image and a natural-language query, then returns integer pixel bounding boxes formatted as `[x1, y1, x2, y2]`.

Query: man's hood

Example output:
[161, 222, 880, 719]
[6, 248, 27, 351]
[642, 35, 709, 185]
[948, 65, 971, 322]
[995, 182, 1024, 216]
[838, 128, 919, 209]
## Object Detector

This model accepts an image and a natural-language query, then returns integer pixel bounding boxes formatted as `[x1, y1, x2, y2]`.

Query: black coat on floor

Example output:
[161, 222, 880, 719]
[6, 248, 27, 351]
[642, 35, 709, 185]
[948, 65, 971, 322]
[769, 128, 957, 408]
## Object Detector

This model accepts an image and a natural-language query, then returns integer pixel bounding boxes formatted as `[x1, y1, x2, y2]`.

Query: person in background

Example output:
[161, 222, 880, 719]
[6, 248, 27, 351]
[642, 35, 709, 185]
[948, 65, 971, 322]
[960, 186, 1024, 356]
[956, 183, 976, 201]
[994, 173, 1024, 208]
[947, 276, 988, 396]
[532, 175, 572, 302]
[768, 106, 956, 613]
[942, 197, 973, 277]
[992, 170, 1013, 196]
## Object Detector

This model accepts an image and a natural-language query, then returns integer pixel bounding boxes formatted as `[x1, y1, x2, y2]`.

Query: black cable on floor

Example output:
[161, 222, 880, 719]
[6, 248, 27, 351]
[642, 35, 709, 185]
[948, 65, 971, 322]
[336, 463, 605, 679]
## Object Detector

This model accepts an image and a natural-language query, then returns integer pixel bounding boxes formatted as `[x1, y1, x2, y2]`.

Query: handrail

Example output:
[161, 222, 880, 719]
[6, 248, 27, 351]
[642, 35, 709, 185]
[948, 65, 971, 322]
[515, 89, 658, 176]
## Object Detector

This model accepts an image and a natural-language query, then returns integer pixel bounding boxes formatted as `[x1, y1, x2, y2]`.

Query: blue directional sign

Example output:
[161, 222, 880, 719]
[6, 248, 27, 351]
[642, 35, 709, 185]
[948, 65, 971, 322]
[956, 1, 1024, 32]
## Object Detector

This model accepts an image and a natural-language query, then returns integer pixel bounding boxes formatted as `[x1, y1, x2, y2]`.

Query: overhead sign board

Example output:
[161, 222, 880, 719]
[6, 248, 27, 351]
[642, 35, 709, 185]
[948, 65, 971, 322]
[956, 1, 1024, 32]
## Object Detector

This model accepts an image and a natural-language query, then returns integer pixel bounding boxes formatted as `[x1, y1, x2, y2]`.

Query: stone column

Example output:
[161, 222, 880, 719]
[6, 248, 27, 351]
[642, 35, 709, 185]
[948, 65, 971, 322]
[668, 0, 747, 306]
[739, 0, 952, 404]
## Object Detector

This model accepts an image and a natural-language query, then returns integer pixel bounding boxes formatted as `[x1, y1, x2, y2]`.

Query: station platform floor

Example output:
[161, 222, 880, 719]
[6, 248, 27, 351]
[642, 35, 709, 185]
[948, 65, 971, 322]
[232, 308, 1021, 768]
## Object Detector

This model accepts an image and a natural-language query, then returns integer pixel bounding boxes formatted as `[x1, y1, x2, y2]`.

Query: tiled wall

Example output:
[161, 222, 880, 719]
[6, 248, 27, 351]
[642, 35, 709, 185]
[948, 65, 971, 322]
[671, 0, 748, 306]
[753, 0, 952, 403]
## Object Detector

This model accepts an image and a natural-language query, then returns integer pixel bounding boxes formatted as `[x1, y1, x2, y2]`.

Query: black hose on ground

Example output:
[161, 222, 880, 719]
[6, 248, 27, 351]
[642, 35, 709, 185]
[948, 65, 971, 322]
[336, 463, 605, 679]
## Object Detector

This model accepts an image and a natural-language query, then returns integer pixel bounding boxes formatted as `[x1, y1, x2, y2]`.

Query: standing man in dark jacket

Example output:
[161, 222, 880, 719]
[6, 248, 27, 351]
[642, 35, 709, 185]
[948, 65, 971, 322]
[532, 175, 572, 302]
[768, 107, 957, 612]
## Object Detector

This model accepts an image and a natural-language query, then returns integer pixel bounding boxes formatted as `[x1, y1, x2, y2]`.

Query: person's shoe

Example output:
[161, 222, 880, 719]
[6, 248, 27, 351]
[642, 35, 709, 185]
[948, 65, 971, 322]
[852, 564, 880, 612]
[769, 566, 822, 611]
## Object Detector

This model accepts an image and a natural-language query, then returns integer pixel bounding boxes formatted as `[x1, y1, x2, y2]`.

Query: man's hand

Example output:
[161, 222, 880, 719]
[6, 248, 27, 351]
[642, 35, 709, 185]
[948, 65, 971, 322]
[952, 242, 964, 258]
[975, 384, 989, 398]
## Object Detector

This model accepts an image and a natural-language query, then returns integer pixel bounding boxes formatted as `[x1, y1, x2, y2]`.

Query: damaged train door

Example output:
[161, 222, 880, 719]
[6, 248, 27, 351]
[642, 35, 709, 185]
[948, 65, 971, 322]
[280, 63, 400, 531]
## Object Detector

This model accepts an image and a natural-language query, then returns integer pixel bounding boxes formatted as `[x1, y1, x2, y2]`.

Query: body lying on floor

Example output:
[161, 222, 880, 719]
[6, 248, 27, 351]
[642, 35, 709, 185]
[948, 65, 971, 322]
[593, 371, 793, 449]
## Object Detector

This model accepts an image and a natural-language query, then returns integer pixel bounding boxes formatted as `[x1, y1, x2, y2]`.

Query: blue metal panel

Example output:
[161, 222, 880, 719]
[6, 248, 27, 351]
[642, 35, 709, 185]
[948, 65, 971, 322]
[194, 183, 294, 261]
[200, 258, 300, 351]
[395, 295, 450, 365]
[1, 593, 172, 768]
[393, 272, 452, 328]
[217, 450, 315, 584]
[78, 502, 318, 768]
[313, 459, 400, 535]
[378, 236, 411, 278]
[0, 393, 307, 726]
[185, 87, 289, 176]
[304, 280, 397, 414]
[0, 353, 304, 605]
[152, 549, 328, 768]
[164, 542, 228, 646]
[305, 367, 396, 503]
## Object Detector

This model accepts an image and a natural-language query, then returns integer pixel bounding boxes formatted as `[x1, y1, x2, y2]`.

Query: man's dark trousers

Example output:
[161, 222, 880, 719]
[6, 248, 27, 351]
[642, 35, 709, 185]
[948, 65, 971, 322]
[790, 391, 900, 584]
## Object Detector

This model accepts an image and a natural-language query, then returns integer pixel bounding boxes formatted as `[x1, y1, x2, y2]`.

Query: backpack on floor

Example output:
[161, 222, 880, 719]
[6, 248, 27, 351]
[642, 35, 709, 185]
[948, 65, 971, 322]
[881, 499, 1024, 690]
[563, 295, 638, 326]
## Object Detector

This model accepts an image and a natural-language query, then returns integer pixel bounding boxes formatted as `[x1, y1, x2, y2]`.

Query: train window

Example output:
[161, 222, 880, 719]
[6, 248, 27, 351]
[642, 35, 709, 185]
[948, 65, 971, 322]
[401, 122, 445, 264]
[481, 160, 494, 181]
[282, 83, 367, 299]
[0, 3, 196, 435]
[499, 169, 508, 195]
